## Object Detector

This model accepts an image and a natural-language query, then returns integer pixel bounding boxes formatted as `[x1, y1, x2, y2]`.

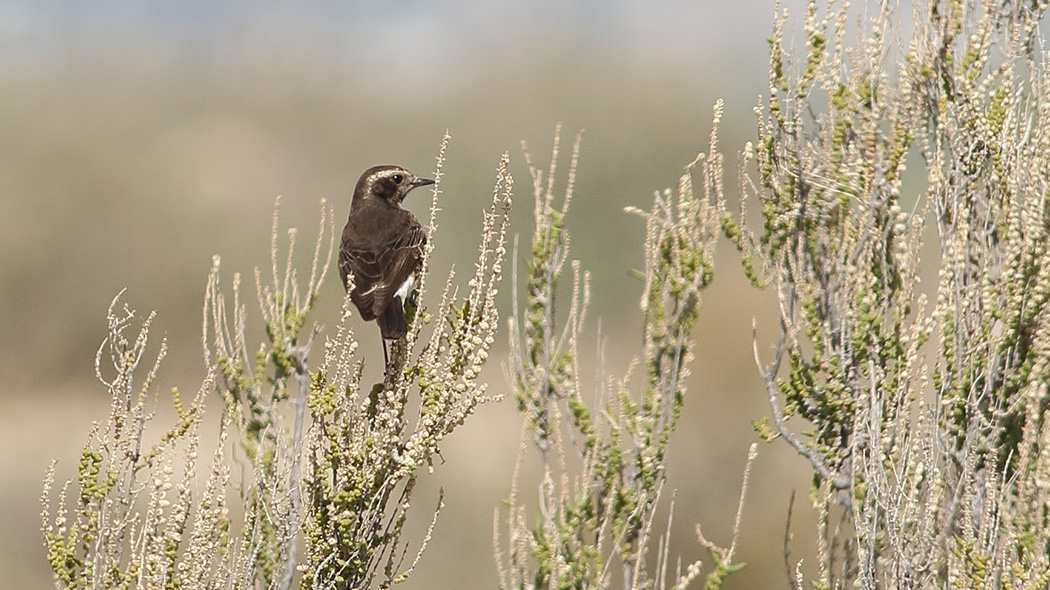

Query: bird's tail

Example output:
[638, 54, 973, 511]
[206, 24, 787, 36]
[377, 297, 408, 340]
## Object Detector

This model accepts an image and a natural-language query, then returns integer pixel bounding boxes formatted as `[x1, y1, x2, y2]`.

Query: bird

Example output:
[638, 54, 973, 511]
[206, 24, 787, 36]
[339, 165, 433, 368]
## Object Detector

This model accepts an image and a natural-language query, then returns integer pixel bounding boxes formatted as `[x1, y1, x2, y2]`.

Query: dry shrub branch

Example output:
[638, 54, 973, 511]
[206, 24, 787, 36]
[727, 0, 1050, 586]
[41, 135, 512, 590]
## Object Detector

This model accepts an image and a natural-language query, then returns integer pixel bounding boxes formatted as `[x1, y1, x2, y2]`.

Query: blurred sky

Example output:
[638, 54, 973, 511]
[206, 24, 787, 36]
[0, 1, 827, 589]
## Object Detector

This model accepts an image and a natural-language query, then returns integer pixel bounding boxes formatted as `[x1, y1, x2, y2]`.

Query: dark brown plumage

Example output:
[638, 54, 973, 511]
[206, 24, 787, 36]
[339, 165, 432, 365]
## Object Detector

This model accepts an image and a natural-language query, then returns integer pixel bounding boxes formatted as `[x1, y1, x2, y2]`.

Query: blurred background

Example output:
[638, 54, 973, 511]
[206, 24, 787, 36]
[0, 1, 823, 588]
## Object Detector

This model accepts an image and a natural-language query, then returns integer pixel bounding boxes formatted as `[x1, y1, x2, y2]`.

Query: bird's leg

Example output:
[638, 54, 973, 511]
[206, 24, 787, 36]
[382, 339, 390, 372]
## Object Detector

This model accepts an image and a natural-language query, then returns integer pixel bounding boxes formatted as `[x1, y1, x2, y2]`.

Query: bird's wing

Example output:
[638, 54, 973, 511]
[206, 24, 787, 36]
[340, 222, 426, 320]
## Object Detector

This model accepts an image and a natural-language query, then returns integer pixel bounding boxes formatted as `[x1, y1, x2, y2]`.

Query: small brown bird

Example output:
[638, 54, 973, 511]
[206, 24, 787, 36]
[339, 165, 433, 367]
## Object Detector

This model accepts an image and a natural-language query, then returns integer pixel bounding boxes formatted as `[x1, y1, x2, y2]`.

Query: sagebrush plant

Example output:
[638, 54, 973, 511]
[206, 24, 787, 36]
[495, 117, 755, 590]
[41, 133, 512, 590]
[727, 0, 1050, 586]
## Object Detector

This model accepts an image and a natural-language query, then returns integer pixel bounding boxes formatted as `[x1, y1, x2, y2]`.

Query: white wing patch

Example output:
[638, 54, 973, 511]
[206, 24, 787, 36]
[395, 273, 416, 302]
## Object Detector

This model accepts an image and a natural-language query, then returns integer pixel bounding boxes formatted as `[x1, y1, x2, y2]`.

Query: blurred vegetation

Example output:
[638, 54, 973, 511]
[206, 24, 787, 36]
[4, 3, 812, 590]
[0, 29, 763, 392]
[39, 0, 1050, 582]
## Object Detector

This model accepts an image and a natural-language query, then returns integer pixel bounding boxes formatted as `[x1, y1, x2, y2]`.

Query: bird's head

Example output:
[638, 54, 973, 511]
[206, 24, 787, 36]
[354, 165, 435, 206]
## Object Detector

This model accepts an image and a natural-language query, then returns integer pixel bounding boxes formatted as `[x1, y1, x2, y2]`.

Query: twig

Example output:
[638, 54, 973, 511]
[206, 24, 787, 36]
[754, 317, 850, 496]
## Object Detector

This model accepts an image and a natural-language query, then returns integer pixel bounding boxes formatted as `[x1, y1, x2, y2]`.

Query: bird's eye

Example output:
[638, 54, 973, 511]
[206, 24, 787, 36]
[392, 174, 404, 184]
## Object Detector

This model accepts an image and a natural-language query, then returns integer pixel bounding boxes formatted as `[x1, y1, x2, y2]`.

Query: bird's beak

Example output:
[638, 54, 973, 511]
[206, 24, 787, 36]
[411, 177, 436, 188]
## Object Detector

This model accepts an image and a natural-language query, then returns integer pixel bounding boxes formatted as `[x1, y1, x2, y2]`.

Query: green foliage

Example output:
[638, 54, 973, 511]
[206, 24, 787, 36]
[498, 116, 749, 590]
[42, 2, 1050, 587]
[731, 0, 1050, 585]
[299, 144, 511, 590]
[42, 135, 512, 590]
[41, 295, 225, 590]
